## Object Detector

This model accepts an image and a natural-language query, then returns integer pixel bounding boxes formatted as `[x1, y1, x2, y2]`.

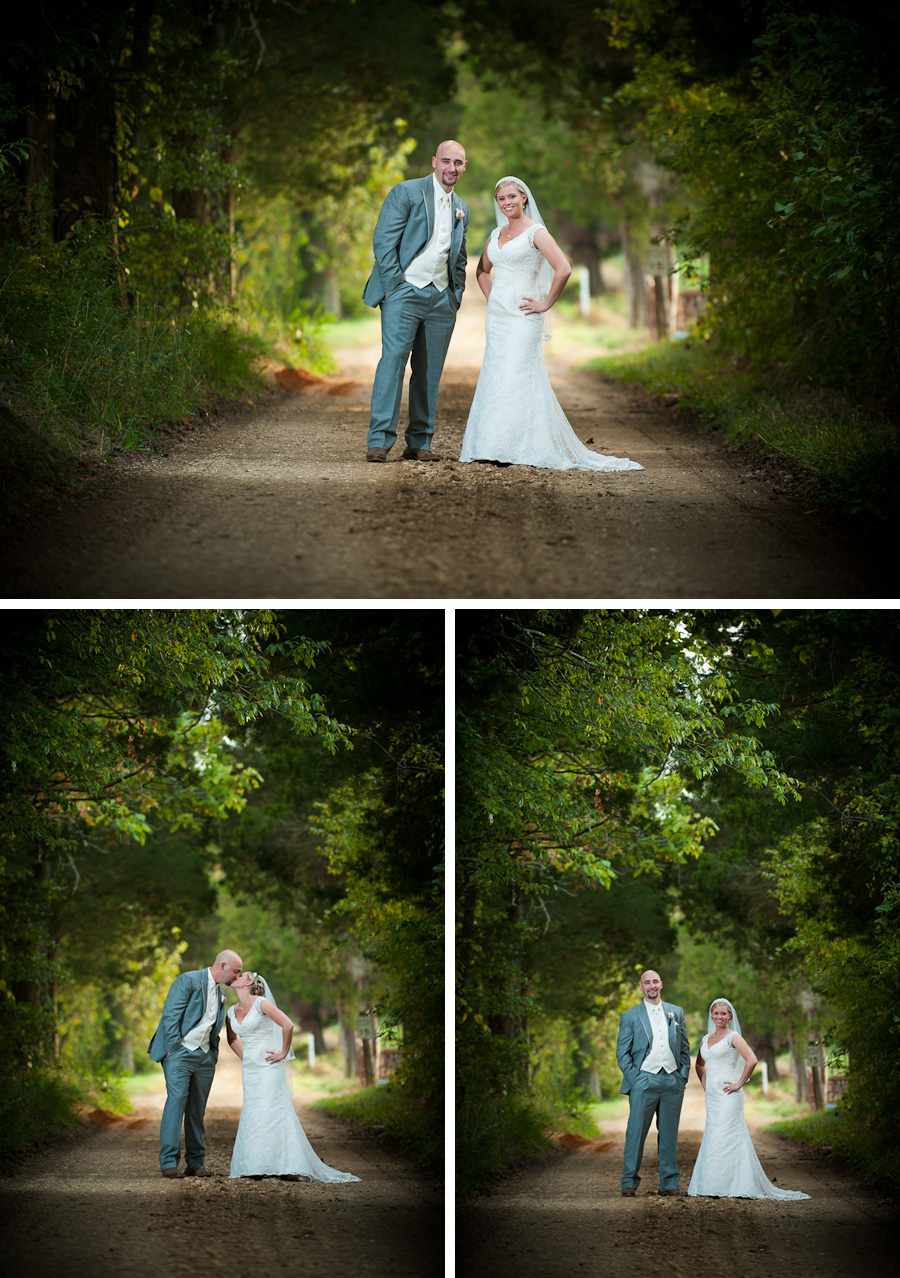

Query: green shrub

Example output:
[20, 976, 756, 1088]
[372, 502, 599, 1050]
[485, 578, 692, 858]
[0, 1069, 80, 1173]
[592, 340, 899, 530]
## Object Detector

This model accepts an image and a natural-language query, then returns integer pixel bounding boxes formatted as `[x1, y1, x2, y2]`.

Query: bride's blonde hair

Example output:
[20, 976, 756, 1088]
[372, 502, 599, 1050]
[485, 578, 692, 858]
[247, 972, 266, 996]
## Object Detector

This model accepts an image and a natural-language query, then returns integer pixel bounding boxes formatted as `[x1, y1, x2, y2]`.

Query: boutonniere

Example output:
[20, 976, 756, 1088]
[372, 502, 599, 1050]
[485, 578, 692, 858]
[667, 1011, 681, 1028]
[219, 992, 227, 1005]
[455, 207, 465, 221]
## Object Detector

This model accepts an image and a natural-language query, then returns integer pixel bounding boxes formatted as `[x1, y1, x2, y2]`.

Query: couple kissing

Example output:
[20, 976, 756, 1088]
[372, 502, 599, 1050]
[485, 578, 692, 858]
[148, 950, 359, 1185]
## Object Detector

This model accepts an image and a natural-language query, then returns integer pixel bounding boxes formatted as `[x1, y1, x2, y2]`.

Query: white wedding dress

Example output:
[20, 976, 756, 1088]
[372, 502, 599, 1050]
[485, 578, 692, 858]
[688, 1032, 809, 1200]
[458, 225, 643, 471]
[228, 998, 360, 1182]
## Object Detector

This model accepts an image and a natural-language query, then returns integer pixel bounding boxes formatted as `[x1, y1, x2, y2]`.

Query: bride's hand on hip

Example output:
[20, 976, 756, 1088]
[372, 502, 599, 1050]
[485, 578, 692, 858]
[722, 1080, 742, 1093]
[519, 296, 546, 315]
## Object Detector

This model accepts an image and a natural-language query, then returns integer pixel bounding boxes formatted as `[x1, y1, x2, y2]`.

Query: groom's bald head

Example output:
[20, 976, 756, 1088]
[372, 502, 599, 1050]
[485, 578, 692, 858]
[211, 949, 243, 985]
[433, 140, 467, 191]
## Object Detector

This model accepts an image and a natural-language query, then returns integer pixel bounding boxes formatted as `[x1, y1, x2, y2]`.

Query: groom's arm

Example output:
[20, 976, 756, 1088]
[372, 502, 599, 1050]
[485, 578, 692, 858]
[156, 973, 193, 1056]
[674, 1005, 691, 1081]
[616, 1012, 638, 1089]
[451, 211, 469, 301]
[371, 184, 413, 295]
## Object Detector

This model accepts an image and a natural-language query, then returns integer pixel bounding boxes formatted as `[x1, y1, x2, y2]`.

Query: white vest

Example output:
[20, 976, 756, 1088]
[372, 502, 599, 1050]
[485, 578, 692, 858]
[640, 999, 677, 1074]
[404, 173, 452, 291]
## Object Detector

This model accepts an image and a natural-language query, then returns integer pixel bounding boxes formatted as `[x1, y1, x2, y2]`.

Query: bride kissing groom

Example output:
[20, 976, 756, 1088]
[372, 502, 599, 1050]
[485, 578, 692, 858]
[148, 950, 358, 1184]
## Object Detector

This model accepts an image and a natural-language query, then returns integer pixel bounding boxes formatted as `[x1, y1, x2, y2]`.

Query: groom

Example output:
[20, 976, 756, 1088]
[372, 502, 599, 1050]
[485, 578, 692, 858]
[363, 140, 469, 463]
[616, 968, 691, 1197]
[148, 948, 242, 1178]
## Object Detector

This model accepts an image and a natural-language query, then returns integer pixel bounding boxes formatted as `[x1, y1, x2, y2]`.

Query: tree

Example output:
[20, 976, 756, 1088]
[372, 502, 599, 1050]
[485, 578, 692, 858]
[456, 609, 796, 1186]
[0, 609, 346, 1161]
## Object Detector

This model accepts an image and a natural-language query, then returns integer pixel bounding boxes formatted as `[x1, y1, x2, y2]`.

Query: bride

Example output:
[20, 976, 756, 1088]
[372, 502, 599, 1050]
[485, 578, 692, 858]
[458, 176, 643, 472]
[688, 998, 809, 1200]
[226, 972, 360, 1183]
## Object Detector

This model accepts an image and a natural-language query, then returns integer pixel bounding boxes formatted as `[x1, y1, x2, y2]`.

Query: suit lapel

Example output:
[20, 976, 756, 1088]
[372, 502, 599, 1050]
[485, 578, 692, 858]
[637, 1002, 652, 1044]
[422, 176, 434, 237]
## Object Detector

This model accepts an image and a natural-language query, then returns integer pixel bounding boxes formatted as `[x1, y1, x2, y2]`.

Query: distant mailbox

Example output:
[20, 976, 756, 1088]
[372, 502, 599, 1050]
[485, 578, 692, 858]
[646, 245, 669, 276]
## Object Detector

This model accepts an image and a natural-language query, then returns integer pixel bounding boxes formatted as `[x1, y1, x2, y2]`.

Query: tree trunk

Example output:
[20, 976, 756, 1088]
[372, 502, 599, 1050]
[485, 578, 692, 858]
[52, 58, 118, 240]
[336, 998, 357, 1078]
[788, 1030, 809, 1103]
[619, 221, 648, 328]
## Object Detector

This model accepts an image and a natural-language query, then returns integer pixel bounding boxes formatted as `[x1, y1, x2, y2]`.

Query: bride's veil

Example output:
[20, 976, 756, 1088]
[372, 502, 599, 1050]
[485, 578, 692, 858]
[493, 174, 555, 341]
[258, 974, 296, 1092]
[707, 997, 742, 1038]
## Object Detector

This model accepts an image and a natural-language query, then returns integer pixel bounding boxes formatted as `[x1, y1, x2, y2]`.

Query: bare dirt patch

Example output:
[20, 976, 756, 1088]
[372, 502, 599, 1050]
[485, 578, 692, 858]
[458, 1072, 899, 1278]
[0, 270, 883, 599]
[0, 1052, 441, 1278]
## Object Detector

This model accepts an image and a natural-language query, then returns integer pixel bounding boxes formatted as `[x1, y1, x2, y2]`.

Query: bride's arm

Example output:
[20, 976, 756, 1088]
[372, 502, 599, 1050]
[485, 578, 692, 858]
[226, 1016, 243, 1061]
[723, 1034, 758, 1093]
[695, 1043, 706, 1091]
[476, 238, 493, 300]
[260, 998, 294, 1063]
[526, 228, 572, 312]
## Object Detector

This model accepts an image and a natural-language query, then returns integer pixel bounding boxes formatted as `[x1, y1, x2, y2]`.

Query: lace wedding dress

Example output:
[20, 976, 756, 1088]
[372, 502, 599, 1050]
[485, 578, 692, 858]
[458, 225, 643, 471]
[228, 998, 360, 1182]
[688, 1032, 809, 1199]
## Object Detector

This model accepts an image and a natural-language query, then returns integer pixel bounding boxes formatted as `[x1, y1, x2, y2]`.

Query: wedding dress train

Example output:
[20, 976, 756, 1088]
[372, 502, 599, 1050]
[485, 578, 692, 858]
[228, 998, 359, 1182]
[688, 1032, 809, 1199]
[458, 225, 642, 471]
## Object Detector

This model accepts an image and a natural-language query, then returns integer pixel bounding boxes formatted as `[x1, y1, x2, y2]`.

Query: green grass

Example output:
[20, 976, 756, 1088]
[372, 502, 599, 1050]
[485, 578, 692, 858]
[589, 339, 900, 531]
[0, 1071, 82, 1173]
[768, 1106, 900, 1195]
[324, 313, 382, 349]
[316, 1081, 443, 1178]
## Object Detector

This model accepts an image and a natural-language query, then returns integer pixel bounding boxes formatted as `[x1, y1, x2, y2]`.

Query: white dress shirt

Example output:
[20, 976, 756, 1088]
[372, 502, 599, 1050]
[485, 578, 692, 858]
[404, 173, 453, 291]
[181, 968, 219, 1053]
[640, 999, 677, 1074]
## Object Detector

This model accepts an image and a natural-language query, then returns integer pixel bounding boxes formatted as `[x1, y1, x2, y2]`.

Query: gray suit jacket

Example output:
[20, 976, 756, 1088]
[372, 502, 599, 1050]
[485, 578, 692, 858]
[147, 968, 227, 1062]
[616, 1000, 691, 1094]
[363, 174, 469, 309]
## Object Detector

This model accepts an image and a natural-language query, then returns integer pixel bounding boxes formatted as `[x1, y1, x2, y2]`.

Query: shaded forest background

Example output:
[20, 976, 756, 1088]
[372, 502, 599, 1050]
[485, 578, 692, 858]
[457, 609, 900, 1192]
[1, 0, 899, 530]
[0, 608, 444, 1172]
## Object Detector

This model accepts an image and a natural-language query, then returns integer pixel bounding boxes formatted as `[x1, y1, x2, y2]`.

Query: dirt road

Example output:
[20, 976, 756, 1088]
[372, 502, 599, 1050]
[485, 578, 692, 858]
[458, 1072, 899, 1278]
[0, 268, 882, 599]
[0, 1053, 441, 1278]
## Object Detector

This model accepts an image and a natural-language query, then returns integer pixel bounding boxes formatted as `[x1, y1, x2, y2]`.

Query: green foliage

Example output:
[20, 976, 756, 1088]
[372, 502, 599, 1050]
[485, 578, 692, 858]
[600, 0, 900, 390]
[0, 222, 263, 502]
[0, 1068, 80, 1172]
[0, 609, 347, 1152]
[317, 1081, 444, 1176]
[456, 609, 797, 1188]
[769, 1105, 900, 1193]
[592, 340, 900, 530]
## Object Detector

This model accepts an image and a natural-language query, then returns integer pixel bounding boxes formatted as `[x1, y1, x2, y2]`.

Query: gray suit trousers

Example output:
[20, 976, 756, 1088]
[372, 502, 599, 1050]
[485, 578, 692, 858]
[159, 1045, 216, 1170]
[621, 1070, 685, 1191]
[367, 281, 456, 452]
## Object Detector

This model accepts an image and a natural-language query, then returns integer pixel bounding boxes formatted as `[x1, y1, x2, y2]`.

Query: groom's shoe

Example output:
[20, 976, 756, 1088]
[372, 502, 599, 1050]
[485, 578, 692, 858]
[621, 1187, 636, 1197]
[657, 1188, 687, 1196]
[184, 1167, 213, 1177]
[161, 1167, 183, 1179]
[366, 447, 387, 463]
[402, 448, 441, 461]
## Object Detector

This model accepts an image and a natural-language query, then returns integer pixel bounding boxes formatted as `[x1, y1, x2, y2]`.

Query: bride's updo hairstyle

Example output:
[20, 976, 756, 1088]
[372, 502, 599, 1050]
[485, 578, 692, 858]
[494, 177, 528, 208]
[247, 972, 266, 996]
